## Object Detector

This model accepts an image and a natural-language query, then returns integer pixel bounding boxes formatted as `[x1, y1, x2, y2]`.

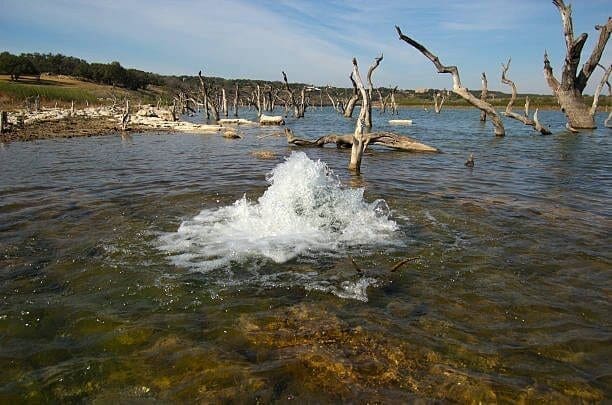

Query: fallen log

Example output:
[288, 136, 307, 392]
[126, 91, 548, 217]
[389, 119, 413, 125]
[284, 128, 439, 153]
[218, 118, 256, 125]
[260, 115, 285, 125]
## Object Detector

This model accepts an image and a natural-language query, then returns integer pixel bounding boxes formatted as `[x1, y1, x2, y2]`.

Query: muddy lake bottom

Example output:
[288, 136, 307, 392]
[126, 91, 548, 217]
[0, 108, 610, 402]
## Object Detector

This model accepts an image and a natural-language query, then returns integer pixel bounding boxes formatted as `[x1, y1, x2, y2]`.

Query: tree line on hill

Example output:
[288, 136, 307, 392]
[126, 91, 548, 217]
[0, 52, 162, 90]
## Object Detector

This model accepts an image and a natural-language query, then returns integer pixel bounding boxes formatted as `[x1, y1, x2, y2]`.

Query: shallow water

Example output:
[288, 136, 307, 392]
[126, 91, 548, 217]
[0, 107, 610, 402]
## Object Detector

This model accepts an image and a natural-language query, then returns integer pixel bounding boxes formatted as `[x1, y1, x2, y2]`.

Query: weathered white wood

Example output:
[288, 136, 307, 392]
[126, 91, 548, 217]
[121, 99, 130, 130]
[285, 128, 439, 153]
[501, 58, 551, 135]
[389, 119, 413, 125]
[259, 115, 285, 125]
[349, 57, 371, 172]
[343, 73, 360, 118]
[218, 118, 256, 125]
[590, 63, 611, 117]
[480, 72, 488, 122]
[544, 1, 611, 128]
[433, 91, 447, 114]
[364, 54, 383, 127]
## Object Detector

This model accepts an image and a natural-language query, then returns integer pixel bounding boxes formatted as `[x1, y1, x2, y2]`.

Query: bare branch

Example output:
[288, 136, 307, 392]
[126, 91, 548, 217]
[590, 63, 612, 117]
[543, 51, 561, 94]
[577, 17, 612, 92]
[396, 25, 504, 136]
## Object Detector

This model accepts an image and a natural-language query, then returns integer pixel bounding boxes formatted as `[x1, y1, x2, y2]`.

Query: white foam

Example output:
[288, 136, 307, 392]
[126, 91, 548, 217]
[158, 152, 398, 300]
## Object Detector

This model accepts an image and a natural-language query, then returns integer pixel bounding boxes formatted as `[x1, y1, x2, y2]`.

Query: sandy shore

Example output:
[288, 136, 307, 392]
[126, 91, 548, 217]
[0, 106, 236, 143]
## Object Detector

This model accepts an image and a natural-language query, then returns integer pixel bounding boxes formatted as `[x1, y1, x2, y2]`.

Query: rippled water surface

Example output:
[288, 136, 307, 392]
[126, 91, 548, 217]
[0, 108, 610, 402]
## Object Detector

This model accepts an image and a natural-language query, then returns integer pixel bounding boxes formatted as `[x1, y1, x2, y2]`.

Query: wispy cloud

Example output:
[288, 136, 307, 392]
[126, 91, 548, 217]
[0, 0, 609, 93]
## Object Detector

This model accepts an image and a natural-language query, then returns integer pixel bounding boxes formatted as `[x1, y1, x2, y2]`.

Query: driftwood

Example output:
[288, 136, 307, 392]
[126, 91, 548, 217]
[501, 58, 552, 135]
[544, 1, 611, 129]
[284, 127, 439, 153]
[396, 25, 505, 136]
[218, 118, 256, 125]
[260, 115, 285, 125]
[389, 119, 412, 125]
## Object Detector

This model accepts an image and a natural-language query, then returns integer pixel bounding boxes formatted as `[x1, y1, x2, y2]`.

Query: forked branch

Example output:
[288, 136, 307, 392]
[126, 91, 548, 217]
[395, 25, 505, 136]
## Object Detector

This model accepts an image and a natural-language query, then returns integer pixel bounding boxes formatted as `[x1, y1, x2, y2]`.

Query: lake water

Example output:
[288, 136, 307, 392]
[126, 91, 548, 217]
[0, 107, 610, 402]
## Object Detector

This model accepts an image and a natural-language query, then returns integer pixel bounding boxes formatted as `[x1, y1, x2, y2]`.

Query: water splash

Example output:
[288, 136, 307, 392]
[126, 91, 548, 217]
[158, 152, 398, 300]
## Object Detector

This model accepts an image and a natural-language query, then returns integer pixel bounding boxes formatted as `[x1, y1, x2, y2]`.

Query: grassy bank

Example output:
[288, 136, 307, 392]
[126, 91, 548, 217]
[0, 74, 168, 109]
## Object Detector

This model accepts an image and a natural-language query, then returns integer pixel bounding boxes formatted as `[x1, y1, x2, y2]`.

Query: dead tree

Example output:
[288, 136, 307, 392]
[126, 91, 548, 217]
[349, 58, 371, 172]
[121, 99, 130, 131]
[501, 58, 552, 134]
[281, 71, 304, 118]
[390, 86, 399, 115]
[396, 25, 505, 136]
[343, 73, 360, 117]
[376, 89, 388, 113]
[221, 88, 228, 117]
[433, 91, 447, 113]
[233, 83, 239, 117]
[198, 70, 219, 122]
[325, 87, 338, 112]
[0, 111, 7, 133]
[480, 73, 488, 122]
[365, 54, 383, 127]
[544, 0, 611, 129]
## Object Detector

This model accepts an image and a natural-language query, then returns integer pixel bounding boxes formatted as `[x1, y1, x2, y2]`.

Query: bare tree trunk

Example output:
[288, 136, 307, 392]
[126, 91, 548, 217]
[396, 26, 505, 136]
[0, 111, 7, 133]
[121, 99, 130, 130]
[198, 70, 218, 121]
[590, 63, 611, 117]
[256, 85, 262, 117]
[376, 89, 387, 113]
[326, 88, 337, 111]
[343, 73, 360, 117]
[349, 58, 371, 173]
[544, 1, 611, 129]
[221, 89, 228, 117]
[233, 83, 239, 117]
[479, 72, 488, 122]
[282, 71, 302, 118]
[390, 86, 398, 115]
[296, 87, 306, 118]
[433, 91, 447, 114]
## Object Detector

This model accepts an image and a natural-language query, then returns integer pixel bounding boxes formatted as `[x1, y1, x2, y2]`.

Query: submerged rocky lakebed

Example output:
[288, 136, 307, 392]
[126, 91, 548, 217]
[0, 107, 610, 402]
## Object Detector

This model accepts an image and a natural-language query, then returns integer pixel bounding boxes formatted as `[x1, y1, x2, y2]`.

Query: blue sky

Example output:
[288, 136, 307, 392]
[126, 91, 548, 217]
[1, 0, 610, 94]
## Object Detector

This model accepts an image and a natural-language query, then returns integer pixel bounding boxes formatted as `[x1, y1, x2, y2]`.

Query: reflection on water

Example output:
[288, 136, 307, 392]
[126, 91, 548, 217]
[0, 108, 610, 401]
